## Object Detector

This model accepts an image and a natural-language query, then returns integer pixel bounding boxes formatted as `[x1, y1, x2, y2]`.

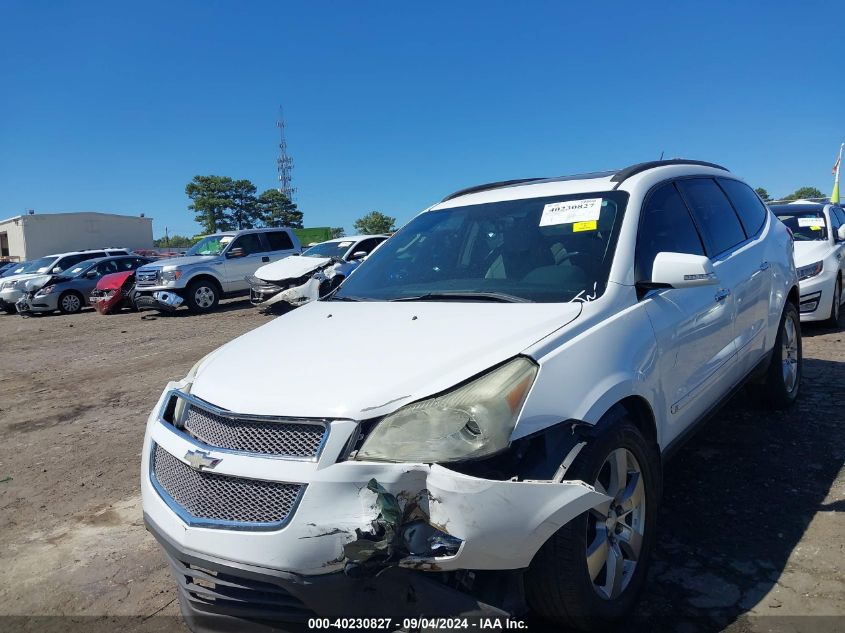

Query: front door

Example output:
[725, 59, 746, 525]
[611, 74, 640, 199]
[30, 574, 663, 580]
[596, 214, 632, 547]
[635, 181, 737, 445]
[222, 233, 268, 293]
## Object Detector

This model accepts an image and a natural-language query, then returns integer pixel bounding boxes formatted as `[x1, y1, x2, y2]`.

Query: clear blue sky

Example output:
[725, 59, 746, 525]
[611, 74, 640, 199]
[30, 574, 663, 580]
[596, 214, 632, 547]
[1, 1, 843, 238]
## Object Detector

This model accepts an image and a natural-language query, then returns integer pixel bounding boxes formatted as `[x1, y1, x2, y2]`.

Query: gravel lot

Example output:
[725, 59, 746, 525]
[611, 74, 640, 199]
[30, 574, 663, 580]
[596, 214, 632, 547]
[0, 299, 842, 632]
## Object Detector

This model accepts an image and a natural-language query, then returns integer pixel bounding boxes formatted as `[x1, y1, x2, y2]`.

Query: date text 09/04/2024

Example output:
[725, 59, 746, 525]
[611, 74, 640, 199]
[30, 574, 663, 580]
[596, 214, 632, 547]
[307, 618, 529, 630]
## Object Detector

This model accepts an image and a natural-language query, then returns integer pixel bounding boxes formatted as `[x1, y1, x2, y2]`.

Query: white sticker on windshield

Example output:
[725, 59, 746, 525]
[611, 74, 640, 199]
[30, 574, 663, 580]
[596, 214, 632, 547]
[797, 217, 825, 227]
[338, 241, 353, 247]
[540, 198, 602, 226]
[220, 236, 233, 244]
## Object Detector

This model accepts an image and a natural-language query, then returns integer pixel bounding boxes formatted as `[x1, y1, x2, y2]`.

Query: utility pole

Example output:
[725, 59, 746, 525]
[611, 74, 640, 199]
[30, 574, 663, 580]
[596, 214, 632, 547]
[276, 106, 296, 202]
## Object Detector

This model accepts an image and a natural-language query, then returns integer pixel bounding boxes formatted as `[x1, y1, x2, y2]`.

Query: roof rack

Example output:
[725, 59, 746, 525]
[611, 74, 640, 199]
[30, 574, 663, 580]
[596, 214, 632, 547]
[610, 159, 728, 185]
[441, 178, 546, 202]
[441, 160, 729, 202]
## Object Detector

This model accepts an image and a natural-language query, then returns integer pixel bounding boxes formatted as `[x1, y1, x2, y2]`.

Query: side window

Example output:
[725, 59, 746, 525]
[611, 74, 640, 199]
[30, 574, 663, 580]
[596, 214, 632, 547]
[833, 208, 845, 239]
[265, 231, 294, 251]
[635, 182, 705, 281]
[718, 178, 769, 237]
[676, 178, 747, 256]
[96, 260, 120, 276]
[230, 234, 264, 255]
[351, 238, 382, 257]
[54, 254, 87, 271]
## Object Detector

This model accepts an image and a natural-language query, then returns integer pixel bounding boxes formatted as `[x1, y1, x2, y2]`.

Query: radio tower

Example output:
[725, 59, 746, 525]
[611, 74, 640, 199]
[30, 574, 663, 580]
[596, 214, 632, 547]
[276, 106, 296, 201]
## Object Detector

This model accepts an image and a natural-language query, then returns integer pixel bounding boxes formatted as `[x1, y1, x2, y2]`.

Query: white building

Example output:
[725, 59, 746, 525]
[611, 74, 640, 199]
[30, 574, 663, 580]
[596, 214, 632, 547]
[0, 211, 154, 260]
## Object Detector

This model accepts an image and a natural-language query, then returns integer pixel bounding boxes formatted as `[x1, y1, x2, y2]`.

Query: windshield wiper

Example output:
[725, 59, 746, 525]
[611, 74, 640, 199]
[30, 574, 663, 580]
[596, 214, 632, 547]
[391, 292, 531, 303]
[327, 295, 367, 302]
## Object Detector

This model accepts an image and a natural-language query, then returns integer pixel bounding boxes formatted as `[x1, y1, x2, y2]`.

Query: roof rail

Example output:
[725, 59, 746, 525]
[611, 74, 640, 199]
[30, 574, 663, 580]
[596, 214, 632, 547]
[441, 178, 545, 202]
[610, 159, 728, 186]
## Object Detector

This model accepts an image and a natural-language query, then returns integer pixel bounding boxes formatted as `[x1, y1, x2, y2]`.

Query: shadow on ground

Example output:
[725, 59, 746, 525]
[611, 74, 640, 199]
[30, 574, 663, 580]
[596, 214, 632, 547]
[622, 356, 845, 632]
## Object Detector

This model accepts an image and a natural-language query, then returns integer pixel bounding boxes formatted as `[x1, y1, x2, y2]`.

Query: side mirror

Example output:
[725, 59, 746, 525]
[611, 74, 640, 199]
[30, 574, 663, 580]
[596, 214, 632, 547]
[650, 252, 718, 289]
[86, 270, 98, 278]
[226, 247, 245, 259]
[351, 250, 368, 260]
[52, 267, 62, 273]
[838, 225, 845, 241]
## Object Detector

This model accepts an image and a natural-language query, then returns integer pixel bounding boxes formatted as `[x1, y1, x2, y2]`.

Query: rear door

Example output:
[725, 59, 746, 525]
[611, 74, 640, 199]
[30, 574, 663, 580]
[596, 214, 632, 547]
[679, 178, 771, 376]
[635, 181, 737, 444]
[264, 230, 298, 264]
[222, 233, 266, 292]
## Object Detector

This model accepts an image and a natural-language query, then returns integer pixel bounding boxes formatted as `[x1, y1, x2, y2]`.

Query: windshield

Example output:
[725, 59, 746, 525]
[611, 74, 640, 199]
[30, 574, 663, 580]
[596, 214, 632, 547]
[186, 235, 234, 256]
[776, 210, 828, 241]
[334, 191, 628, 303]
[21, 256, 59, 274]
[303, 241, 352, 259]
[67, 261, 97, 277]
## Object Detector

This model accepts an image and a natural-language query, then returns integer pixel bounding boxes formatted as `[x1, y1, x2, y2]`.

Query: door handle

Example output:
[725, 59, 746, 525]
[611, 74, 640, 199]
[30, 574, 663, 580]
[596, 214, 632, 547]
[714, 288, 731, 302]
[261, 256, 270, 263]
[759, 261, 770, 270]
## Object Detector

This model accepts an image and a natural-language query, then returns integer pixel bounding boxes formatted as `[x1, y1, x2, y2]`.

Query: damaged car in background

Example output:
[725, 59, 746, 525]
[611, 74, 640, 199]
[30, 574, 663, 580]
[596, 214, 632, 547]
[247, 235, 388, 310]
[90, 269, 143, 314]
[15, 255, 151, 315]
[141, 160, 801, 632]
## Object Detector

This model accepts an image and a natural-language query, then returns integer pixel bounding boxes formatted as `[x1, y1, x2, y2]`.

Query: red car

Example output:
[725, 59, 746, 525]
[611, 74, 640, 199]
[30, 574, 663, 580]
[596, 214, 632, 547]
[90, 270, 138, 314]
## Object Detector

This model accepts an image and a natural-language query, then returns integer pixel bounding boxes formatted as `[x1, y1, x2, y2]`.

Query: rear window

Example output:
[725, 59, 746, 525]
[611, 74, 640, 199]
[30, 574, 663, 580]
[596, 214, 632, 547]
[266, 231, 294, 251]
[677, 178, 746, 256]
[718, 178, 768, 237]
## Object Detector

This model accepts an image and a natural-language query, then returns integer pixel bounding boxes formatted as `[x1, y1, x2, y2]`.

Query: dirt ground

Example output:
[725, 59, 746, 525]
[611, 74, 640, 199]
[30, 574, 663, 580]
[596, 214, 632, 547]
[0, 299, 842, 633]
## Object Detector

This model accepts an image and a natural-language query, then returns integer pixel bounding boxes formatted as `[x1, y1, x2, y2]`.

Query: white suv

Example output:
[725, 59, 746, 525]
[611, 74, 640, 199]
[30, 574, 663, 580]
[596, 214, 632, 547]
[141, 160, 800, 631]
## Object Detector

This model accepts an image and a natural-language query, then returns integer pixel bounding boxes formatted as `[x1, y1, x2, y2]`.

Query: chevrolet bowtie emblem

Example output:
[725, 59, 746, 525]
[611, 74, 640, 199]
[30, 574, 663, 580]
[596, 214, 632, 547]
[184, 449, 221, 471]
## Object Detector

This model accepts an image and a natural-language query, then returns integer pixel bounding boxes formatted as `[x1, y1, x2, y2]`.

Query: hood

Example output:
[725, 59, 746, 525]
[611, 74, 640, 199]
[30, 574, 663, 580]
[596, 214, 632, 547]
[0, 272, 49, 287]
[793, 241, 832, 267]
[97, 270, 135, 290]
[140, 255, 218, 270]
[255, 255, 331, 281]
[21, 275, 54, 291]
[190, 301, 581, 419]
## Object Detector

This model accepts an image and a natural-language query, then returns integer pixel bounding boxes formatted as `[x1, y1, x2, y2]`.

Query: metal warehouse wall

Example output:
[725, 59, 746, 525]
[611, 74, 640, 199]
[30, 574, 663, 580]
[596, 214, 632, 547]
[2, 212, 154, 259]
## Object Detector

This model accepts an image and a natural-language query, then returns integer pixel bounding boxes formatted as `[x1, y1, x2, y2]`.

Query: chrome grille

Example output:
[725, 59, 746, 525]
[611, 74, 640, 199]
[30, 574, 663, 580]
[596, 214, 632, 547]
[152, 444, 303, 526]
[136, 269, 158, 286]
[182, 403, 326, 458]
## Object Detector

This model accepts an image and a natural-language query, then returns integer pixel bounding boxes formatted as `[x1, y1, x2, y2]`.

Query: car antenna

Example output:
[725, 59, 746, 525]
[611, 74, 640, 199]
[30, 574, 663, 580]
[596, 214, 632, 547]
[659, 150, 664, 160]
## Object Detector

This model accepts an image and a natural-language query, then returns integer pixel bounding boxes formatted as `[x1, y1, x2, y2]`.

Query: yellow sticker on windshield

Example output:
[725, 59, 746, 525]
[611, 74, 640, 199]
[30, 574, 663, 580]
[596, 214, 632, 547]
[573, 220, 597, 232]
[810, 225, 822, 231]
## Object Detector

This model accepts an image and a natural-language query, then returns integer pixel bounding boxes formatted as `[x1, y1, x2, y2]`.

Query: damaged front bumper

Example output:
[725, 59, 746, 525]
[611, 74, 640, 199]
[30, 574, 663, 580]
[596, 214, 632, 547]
[134, 290, 184, 312]
[141, 384, 609, 626]
[248, 274, 323, 309]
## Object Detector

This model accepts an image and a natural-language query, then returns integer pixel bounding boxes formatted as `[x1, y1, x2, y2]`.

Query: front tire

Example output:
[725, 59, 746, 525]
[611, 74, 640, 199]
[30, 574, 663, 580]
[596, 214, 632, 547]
[58, 291, 83, 314]
[185, 279, 219, 313]
[525, 412, 660, 630]
[826, 275, 841, 328]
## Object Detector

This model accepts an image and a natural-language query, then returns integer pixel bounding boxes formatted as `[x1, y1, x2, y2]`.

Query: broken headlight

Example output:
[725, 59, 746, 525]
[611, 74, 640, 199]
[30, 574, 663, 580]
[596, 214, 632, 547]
[355, 357, 538, 463]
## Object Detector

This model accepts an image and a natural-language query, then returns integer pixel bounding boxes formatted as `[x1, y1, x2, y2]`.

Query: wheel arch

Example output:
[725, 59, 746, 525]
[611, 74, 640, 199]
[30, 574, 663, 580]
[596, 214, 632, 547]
[186, 274, 222, 295]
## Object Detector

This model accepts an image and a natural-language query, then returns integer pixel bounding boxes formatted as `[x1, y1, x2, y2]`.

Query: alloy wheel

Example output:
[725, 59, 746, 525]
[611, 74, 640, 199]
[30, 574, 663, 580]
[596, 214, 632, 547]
[586, 448, 646, 600]
[781, 313, 799, 392]
[62, 294, 81, 313]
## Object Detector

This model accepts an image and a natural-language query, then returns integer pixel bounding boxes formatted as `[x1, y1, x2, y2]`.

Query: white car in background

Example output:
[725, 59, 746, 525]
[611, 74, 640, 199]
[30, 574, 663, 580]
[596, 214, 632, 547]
[772, 201, 845, 326]
[142, 160, 800, 631]
[247, 235, 388, 308]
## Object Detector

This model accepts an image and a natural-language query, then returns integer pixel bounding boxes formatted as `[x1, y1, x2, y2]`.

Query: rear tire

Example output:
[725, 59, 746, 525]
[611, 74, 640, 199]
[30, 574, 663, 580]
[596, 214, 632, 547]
[826, 275, 841, 328]
[58, 291, 83, 315]
[185, 279, 219, 313]
[759, 301, 802, 409]
[525, 411, 660, 631]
